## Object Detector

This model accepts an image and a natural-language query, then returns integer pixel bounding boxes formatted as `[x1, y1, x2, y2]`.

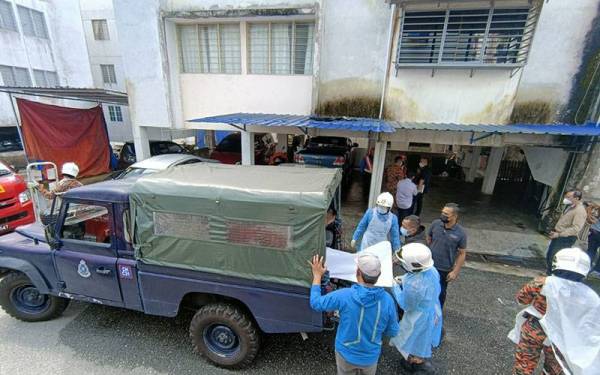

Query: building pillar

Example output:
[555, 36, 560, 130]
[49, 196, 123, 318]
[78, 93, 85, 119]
[132, 124, 151, 161]
[205, 130, 216, 149]
[241, 130, 255, 165]
[481, 147, 504, 195]
[368, 140, 387, 208]
[276, 133, 288, 152]
[465, 146, 482, 183]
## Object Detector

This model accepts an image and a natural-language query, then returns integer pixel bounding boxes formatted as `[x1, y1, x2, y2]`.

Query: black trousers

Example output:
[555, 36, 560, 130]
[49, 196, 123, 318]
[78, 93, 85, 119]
[397, 207, 413, 224]
[588, 229, 600, 272]
[437, 269, 449, 308]
[414, 193, 424, 216]
[545, 236, 577, 275]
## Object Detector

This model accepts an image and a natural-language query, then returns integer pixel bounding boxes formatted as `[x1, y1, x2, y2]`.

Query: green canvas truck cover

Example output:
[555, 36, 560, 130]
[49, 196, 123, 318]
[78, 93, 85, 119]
[131, 164, 342, 287]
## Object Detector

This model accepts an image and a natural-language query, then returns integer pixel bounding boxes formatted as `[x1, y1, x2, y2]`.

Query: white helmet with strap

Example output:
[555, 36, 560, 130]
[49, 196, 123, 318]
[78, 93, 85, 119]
[552, 247, 590, 277]
[376, 192, 394, 208]
[397, 243, 434, 273]
[62, 162, 79, 178]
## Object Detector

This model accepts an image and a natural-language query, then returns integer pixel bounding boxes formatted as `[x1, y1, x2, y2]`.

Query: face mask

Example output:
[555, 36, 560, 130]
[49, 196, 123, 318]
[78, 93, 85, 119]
[563, 198, 572, 205]
[440, 214, 450, 223]
[377, 206, 389, 215]
[419, 163, 425, 168]
[400, 227, 409, 236]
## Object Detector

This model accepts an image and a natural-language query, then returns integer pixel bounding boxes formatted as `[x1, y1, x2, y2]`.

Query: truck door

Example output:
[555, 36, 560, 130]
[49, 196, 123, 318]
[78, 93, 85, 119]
[53, 200, 122, 302]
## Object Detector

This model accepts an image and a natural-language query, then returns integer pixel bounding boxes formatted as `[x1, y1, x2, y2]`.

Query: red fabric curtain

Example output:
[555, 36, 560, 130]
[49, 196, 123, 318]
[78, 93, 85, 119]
[17, 99, 111, 178]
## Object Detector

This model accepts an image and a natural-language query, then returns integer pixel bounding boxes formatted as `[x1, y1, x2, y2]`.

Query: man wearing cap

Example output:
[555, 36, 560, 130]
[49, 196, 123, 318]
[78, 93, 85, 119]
[309, 253, 399, 375]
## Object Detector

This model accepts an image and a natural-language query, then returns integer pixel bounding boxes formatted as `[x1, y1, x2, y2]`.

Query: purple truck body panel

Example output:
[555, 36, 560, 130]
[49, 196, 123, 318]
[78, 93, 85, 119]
[0, 180, 323, 334]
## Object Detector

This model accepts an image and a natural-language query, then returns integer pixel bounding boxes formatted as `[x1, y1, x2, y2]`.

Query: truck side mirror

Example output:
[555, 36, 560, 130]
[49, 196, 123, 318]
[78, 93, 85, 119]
[352, 143, 359, 148]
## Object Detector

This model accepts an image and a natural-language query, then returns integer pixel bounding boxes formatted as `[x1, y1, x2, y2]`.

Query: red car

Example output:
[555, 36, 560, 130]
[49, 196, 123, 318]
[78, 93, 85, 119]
[0, 162, 35, 234]
[210, 133, 275, 165]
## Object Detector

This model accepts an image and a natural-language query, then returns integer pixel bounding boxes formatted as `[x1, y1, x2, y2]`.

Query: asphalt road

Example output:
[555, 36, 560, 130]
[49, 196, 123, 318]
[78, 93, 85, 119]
[1, 267, 598, 375]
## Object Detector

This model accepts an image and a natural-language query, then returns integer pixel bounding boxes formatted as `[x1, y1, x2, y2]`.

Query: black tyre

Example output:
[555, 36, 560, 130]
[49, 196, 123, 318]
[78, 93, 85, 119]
[0, 272, 69, 322]
[189, 302, 260, 369]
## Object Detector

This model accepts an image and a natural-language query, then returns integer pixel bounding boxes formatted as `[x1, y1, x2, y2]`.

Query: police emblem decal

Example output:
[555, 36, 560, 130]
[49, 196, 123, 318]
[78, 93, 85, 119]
[78, 260, 91, 278]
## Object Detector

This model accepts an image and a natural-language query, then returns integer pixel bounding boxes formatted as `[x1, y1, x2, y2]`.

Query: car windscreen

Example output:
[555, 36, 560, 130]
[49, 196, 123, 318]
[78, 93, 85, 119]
[307, 137, 347, 148]
[216, 135, 242, 153]
[151, 142, 185, 155]
[0, 164, 11, 176]
[118, 167, 157, 179]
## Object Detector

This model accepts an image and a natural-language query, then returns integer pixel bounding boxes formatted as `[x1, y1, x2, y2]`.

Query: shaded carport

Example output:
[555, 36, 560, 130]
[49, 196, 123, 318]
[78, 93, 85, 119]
[188, 113, 600, 205]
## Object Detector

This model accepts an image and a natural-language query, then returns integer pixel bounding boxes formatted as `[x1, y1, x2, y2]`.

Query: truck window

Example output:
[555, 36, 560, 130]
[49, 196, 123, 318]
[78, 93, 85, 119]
[123, 209, 132, 244]
[61, 203, 111, 244]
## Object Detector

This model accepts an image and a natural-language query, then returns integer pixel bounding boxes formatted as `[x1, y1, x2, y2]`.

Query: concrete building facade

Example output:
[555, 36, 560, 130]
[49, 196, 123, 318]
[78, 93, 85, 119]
[112, 0, 600, 206]
[79, 0, 133, 142]
[0, 0, 93, 152]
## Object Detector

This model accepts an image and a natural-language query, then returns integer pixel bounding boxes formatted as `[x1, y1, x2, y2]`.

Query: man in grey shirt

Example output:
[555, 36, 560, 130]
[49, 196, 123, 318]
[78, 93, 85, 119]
[427, 203, 467, 308]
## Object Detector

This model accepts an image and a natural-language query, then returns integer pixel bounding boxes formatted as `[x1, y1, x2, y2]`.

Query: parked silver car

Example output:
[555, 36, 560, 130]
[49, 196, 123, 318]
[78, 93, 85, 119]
[111, 154, 219, 180]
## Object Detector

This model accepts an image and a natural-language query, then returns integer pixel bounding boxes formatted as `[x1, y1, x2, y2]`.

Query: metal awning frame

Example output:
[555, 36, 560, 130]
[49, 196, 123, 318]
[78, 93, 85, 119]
[0, 87, 129, 106]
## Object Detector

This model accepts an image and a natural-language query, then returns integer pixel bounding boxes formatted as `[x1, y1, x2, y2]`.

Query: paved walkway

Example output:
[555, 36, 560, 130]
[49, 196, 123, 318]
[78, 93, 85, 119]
[341, 174, 549, 259]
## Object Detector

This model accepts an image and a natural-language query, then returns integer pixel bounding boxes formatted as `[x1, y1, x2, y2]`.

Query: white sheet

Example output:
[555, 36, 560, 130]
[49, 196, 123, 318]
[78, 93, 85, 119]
[326, 241, 394, 287]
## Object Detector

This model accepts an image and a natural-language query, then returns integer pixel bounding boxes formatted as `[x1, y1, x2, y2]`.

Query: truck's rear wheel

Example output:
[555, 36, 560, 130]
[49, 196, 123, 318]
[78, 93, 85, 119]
[189, 302, 260, 369]
[0, 272, 69, 322]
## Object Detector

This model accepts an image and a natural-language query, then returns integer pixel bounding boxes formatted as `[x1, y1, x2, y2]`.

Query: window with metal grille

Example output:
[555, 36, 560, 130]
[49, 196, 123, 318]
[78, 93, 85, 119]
[396, 6, 536, 67]
[0, 0, 17, 31]
[153, 212, 210, 241]
[108, 105, 123, 122]
[226, 220, 292, 250]
[92, 19, 109, 40]
[33, 69, 59, 87]
[248, 21, 315, 75]
[0, 65, 31, 86]
[178, 23, 241, 74]
[17, 6, 48, 39]
[100, 64, 116, 84]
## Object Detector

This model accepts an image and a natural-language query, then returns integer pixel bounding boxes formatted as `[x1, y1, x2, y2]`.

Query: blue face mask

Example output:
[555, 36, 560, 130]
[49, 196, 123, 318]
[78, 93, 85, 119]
[376, 206, 389, 215]
[400, 227, 409, 236]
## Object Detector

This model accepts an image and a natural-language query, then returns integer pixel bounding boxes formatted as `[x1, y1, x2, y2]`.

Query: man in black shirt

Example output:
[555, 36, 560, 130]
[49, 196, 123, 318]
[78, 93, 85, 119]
[427, 203, 467, 308]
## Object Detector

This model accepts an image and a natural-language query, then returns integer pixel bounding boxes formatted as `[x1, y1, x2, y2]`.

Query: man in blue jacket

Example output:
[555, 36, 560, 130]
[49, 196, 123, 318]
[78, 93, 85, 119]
[309, 253, 400, 374]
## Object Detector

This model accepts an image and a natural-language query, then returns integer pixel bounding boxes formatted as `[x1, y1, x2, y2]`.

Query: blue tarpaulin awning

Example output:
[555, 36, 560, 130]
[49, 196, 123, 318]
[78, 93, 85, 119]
[189, 113, 397, 133]
[394, 122, 600, 136]
[189, 113, 600, 137]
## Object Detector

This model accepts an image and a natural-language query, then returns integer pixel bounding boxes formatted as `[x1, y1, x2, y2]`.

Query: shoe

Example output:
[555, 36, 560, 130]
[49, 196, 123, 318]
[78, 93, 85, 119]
[399, 357, 435, 374]
[412, 361, 435, 374]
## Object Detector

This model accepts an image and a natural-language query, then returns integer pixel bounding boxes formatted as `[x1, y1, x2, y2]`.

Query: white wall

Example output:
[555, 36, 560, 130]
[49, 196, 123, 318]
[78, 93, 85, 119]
[516, 0, 599, 109]
[79, 0, 132, 141]
[0, 0, 93, 128]
[180, 74, 313, 119]
[318, 0, 390, 104]
[386, 68, 521, 124]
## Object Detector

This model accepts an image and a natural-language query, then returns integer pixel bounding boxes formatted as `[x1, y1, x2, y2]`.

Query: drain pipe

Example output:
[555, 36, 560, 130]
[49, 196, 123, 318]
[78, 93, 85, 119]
[378, 4, 397, 120]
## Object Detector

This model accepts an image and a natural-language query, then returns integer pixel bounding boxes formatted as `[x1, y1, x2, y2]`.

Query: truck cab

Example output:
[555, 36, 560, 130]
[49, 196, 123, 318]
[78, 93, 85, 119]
[0, 164, 343, 369]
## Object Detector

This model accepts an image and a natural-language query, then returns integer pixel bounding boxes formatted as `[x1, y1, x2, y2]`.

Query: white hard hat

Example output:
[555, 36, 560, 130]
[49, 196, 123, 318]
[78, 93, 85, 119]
[398, 243, 434, 273]
[376, 192, 394, 208]
[552, 247, 590, 277]
[62, 162, 79, 178]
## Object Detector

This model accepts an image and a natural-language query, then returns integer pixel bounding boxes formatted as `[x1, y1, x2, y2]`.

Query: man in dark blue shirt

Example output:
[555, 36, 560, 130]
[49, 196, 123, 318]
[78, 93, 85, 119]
[427, 203, 467, 308]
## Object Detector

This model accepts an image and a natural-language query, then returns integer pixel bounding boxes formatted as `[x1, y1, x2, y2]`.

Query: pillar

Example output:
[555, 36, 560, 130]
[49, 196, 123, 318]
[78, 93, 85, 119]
[465, 147, 482, 183]
[205, 130, 216, 149]
[368, 140, 387, 208]
[276, 133, 288, 152]
[241, 130, 255, 165]
[482, 147, 504, 195]
[132, 124, 151, 161]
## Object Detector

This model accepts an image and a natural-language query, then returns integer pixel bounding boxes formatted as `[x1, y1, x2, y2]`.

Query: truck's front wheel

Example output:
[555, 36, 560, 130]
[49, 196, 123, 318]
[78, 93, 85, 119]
[189, 303, 260, 369]
[0, 272, 69, 322]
